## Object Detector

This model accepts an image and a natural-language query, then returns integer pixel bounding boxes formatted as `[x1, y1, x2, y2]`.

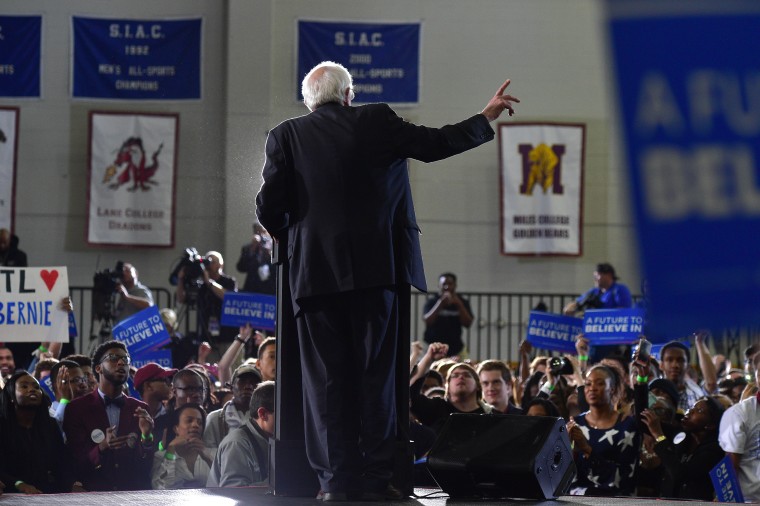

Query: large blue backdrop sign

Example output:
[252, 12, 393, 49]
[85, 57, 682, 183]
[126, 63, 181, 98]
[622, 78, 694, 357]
[0, 16, 42, 98]
[607, 1, 760, 336]
[72, 16, 202, 100]
[297, 20, 421, 105]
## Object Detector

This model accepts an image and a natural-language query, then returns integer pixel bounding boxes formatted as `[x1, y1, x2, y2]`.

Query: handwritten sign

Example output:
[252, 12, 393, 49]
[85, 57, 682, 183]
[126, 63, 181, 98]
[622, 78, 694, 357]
[710, 455, 744, 503]
[582, 308, 645, 345]
[525, 312, 582, 353]
[221, 292, 276, 330]
[0, 267, 70, 342]
[112, 305, 171, 357]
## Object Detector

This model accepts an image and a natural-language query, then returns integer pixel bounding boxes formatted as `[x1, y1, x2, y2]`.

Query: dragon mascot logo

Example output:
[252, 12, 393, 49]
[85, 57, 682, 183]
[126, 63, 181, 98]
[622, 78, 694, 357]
[102, 137, 163, 192]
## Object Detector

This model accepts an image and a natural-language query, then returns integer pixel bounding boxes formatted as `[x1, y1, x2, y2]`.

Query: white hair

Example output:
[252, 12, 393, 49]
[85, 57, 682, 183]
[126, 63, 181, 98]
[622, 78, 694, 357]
[301, 61, 354, 111]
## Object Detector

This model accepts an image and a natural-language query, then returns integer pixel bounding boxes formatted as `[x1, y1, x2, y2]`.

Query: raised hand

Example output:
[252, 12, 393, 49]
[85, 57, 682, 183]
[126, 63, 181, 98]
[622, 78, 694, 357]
[481, 78, 520, 121]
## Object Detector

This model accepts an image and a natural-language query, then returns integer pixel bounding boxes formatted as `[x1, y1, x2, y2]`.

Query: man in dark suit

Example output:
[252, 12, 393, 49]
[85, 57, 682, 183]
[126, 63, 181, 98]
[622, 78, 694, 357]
[62, 340, 155, 491]
[256, 61, 518, 501]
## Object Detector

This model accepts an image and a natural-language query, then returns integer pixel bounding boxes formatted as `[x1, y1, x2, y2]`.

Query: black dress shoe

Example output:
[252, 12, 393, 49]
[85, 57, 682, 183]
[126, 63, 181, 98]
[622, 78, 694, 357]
[362, 484, 408, 501]
[321, 492, 350, 502]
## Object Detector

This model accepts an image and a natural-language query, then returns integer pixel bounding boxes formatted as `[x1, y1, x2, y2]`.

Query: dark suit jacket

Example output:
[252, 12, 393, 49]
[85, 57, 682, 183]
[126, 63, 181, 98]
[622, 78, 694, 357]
[256, 102, 493, 311]
[62, 390, 154, 491]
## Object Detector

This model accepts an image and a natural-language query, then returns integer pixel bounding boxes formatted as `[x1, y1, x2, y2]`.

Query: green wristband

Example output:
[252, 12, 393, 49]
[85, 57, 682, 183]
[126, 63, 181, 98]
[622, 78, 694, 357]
[38, 345, 48, 353]
[164, 451, 176, 461]
[59, 398, 70, 405]
[636, 375, 649, 383]
[578, 355, 589, 361]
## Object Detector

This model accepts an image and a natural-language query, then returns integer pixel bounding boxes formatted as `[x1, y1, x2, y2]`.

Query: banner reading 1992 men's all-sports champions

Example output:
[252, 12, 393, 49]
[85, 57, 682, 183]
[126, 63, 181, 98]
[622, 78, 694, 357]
[87, 112, 178, 247]
[499, 122, 585, 256]
[72, 16, 201, 100]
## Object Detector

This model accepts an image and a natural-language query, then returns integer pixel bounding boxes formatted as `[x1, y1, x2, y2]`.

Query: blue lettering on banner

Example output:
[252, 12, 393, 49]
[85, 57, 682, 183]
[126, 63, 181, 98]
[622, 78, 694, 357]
[0, 16, 42, 97]
[72, 16, 201, 99]
[0, 300, 52, 326]
[525, 311, 583, 353]
[68, 311, 78, 338]
[297, 20, 420, 104]
[221, 292, 276, 331]
[607, 1, 760, 336]
[131, 349, 172, 372]
[40, 375, 55, 404]
[710, 455, 745, 503]
[582, 308, 646, 345]
[112, 305, 171, 357]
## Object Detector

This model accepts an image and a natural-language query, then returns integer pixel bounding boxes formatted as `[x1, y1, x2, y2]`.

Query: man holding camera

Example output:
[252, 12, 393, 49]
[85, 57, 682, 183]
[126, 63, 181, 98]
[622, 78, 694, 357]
[177, 251, 238, 358]
[563, 263, 632, 316]
[113, 263, 154, 323]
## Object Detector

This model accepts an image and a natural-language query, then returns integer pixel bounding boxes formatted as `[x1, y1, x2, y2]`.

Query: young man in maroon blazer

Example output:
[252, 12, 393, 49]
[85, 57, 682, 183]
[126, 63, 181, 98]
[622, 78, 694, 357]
[62, 340, 155, 491]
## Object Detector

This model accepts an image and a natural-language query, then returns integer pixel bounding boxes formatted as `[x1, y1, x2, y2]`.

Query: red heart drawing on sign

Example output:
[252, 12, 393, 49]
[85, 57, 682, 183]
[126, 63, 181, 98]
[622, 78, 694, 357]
[40, 269, 59, 291]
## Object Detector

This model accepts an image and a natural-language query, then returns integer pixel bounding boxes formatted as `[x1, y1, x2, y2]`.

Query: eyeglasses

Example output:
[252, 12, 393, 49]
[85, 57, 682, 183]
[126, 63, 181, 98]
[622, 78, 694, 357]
[101, 353, 131, 364]
[175, 386, 204, 394]
[67, 377, 88, 385]
[449, 372, 473, 380]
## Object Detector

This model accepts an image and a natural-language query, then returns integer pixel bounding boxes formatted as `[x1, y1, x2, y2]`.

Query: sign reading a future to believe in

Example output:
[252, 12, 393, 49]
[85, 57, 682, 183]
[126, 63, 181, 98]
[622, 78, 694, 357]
[607, 0, 760, 336]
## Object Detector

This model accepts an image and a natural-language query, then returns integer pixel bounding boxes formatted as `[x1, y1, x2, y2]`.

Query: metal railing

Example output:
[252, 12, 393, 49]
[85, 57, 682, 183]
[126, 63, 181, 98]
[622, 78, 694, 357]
[66, 287, 757, 367]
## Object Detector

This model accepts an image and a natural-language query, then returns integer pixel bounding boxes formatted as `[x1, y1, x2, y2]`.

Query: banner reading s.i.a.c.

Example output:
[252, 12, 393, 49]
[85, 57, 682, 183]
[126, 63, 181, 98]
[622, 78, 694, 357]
[297, 20, 421, 105]
[72, 16, 202, 100]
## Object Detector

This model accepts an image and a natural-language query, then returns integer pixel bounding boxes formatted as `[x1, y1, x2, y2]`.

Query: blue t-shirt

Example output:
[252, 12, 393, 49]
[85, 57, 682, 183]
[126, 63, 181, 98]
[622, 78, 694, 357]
[576, 282, 633, 310]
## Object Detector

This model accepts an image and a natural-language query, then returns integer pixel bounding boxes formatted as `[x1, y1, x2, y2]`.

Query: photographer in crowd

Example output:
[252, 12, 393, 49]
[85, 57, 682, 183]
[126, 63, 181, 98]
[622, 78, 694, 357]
[177, 251, 238, 361]
[113, 262, 154, 324]
[236, 223, 275, 295]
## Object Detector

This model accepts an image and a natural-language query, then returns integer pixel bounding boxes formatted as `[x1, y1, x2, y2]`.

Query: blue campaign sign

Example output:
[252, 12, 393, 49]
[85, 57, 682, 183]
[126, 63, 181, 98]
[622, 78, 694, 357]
[583, 308, 645, 345]
[0, 16, 42, 97]
[72, 16, 201, 99]
[40, 375, 55, 403]
[710, 455, 745, 503]
[525, 311, 582, 353]
[221, 292, 276, 331]
[297, 20, 421, 104]
[112, 305, 171, 357]
[68, 311, 78, 338]
[606, 1, 760, 337]
[131, 349, 172, 371]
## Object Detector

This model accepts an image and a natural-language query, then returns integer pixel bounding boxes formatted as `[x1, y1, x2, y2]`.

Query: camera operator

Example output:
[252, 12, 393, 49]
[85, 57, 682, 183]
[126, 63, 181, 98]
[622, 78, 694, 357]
[563, 262, 632, 316]
[177, 251, 238, 359]
[236, 223, 275, 295]
[114, 262, 154, 323]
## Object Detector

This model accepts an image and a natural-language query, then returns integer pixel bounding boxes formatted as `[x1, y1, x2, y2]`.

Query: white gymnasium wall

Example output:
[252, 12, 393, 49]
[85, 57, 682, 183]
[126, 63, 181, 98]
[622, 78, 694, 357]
[2, 0, 639, 333]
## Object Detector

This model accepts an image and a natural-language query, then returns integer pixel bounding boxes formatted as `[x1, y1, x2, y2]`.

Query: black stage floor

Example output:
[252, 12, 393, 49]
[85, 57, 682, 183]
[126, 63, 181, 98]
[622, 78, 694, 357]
[0, 487, 730, 506]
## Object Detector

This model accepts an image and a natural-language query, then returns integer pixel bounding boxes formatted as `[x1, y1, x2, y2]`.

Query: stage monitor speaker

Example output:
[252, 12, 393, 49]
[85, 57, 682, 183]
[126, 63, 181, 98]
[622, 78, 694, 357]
[426, 414, 576, 500]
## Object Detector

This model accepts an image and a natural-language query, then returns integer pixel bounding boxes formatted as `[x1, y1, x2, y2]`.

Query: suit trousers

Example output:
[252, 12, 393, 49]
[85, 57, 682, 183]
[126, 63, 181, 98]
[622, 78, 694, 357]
[296, 286, 398, 494]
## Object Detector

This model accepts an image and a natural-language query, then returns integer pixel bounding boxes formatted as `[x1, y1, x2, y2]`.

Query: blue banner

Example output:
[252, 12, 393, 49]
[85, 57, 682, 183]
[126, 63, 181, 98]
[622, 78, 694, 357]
[0, 16, 41, 97]
[112, 305, 171, 357]
[582, 308, 645, 345]
[221, 292, 276, 330]
[68, 311, 78, 338]
[72, 16, 201, 99]
[40, 375, 55, 403]
[525, 311, 582, 353]
[131, 349, 172, 370]
[710, 455, 744, 503]
[298, 20, 420, 104]
[607, 1, 760, 336]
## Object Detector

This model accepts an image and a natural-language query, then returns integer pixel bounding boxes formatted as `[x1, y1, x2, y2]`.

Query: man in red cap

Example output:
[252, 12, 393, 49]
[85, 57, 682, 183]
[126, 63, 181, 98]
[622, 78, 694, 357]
[135, 363, 177, 419]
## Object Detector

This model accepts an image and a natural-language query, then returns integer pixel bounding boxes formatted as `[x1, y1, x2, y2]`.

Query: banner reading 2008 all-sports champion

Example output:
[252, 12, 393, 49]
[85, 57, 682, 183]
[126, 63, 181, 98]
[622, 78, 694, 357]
[72, 16, 201, 100]
[87, 112, 178, 247]
[297, 20, 421, 105]
[499, 122, 585, 256]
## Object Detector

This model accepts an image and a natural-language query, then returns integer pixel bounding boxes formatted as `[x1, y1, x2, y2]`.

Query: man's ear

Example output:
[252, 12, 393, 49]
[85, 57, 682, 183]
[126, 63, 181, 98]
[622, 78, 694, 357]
[257, 407, 269, 421]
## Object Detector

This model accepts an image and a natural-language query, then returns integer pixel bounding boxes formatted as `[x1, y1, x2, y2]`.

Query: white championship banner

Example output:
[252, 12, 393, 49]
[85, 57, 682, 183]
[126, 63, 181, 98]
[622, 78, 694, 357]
[0, 107, 19, 231]
[87, 112, 178, 247]
[499, 122, 585, 256]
